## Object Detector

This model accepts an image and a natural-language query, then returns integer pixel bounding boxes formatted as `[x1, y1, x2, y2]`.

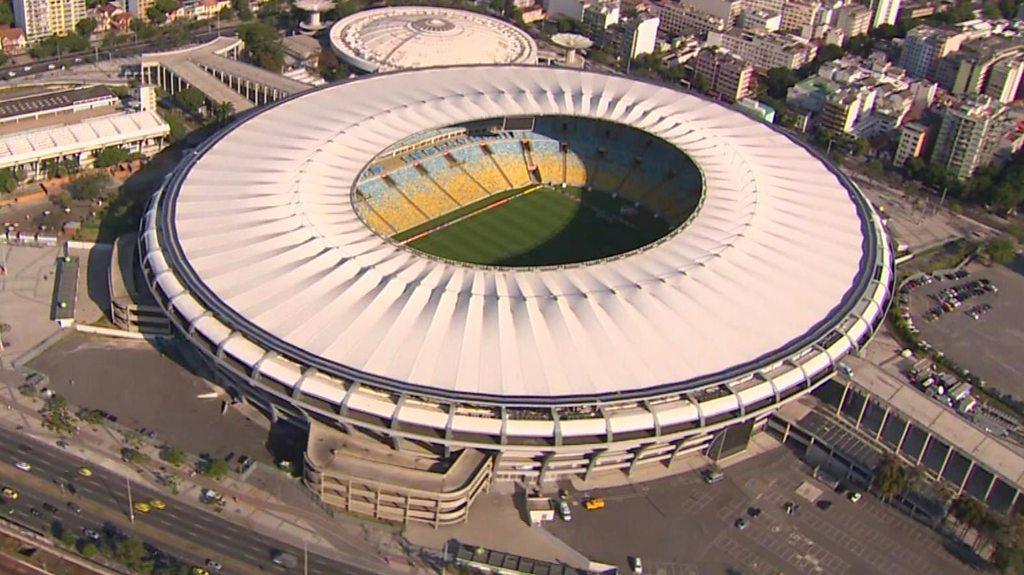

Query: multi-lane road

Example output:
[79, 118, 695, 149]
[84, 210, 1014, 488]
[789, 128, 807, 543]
[0, 434, 383, 575]
[0, 23, 241, 82]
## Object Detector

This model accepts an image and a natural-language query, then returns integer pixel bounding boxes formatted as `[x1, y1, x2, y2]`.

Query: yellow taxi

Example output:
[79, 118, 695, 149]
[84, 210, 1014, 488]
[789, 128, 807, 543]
[133, 502, 151, 513]
[77, 467, 93, 477]
[1, 487, 18, 500]
[190, 568, 209, 575]
[149, 499, 166, 510]
[583, 497, 605, 510]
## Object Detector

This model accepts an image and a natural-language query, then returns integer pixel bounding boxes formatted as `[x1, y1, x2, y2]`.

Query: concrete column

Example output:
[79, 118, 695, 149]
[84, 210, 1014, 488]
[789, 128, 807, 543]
[854, 395, 869, 429]
[836, 380, 850, 416]
[957, 461, 975, 494]
[895, 419, 912, 454]
[936, 443, 955, 479]
[983, 473, 998, 503]
[915, 431, 930, 466]
[1010, 489, 1021, 513]
[875, 407, 890, 442]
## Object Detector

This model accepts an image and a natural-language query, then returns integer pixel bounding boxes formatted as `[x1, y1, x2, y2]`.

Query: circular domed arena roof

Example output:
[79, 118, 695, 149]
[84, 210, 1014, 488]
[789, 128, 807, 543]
[142, 66, 891, 404]
[328, 7, 538, 73]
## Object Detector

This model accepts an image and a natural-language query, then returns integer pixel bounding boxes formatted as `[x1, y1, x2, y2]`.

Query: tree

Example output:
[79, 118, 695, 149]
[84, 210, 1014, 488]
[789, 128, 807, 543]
[80, 542, 99, 558]
[174, 86, 206, 115]
[146, 6, 167, 24]
[690, 70, 709, 93]
[987, 236, 1017, 265]
[41, 395, 77, 436]
[556, 15, 576, 33]
[232, 0, 253, 21]
[213, 101, 235, 124]
[763, 67, 800, 99]
[69, 174, 114, 201]
[201, 458, 229, 480]
[154, 0, 178, 12]
[238, 22, 284, 72]
[0, 1, 12, 26]
[871, 453, 909, 502]
[162, 446, 187, 467]
[0, 167, 21, 193]
[93, 146, 130, 168]
[75, 17, 97, 38]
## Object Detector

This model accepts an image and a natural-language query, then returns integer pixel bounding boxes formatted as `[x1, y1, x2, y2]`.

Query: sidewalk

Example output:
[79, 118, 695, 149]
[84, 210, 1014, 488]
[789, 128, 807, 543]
[0, 367, 434, 574]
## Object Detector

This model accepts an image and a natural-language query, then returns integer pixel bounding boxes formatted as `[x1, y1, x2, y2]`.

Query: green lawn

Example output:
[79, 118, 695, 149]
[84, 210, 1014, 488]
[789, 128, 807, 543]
[408, 186, 669, 267]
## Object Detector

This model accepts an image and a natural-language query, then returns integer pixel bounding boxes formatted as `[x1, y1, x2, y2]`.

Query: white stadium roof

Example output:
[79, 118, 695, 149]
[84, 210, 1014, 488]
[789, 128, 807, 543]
[147, 66, 886, 402]
[329, 7, 538, 73]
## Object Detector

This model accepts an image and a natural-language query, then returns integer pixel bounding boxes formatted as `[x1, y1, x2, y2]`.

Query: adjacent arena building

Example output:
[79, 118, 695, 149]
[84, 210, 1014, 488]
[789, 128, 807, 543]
[140, 65, 893, 526]
[328, 6, 538, 73]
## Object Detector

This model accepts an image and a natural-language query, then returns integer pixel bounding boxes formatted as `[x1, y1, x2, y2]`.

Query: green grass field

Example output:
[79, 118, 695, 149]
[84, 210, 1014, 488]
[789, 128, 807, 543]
[407, 186, 670, 267]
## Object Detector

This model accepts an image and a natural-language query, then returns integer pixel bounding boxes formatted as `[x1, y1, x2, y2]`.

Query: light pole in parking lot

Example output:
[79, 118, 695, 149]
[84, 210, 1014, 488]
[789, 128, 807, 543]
[126, 476, 135, 524]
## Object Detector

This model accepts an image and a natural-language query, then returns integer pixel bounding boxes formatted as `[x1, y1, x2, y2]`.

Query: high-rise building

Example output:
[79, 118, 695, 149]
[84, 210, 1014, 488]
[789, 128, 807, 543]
[779, 0, 819, 39]
[834, 5, 870, 39]
[893, 121, 931, 167]
[740, 8, 781, 32]
[13, 0, 85, 42]
[691, 47, 755, 102]
[614, 13, 660, 60]
[869, 0, 900, 29]
[933, 36, 1024, 99]
[649, 0, 741, 26]
[930, 97, 1002, 180]
[898, 25, 968, 79]
[127, 0, 156, 21]
[649, 0, 726, 36]
[986, 57, 1024, 104]
[580, 0, 621, 42]
[706, 28, 817, 71]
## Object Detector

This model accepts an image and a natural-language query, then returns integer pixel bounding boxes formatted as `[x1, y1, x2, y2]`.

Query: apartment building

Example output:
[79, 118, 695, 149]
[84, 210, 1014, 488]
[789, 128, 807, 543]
[893, 121, 931, 167]
[930, 96, 1002, 180]
[649, 0, 726, 37]
[691, 46, 755, 101]
[13, 0, 86, 42]
[834, 5, 870, 39]
[898, 25, 968, 79]
[779, 0, 819, 39]
[706, 28, 816, 71]
[869, 0, 900, 29]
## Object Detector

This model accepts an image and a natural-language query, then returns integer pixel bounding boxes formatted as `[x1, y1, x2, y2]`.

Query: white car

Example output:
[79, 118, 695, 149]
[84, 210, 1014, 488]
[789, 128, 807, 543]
[557, 499, 572, 521]
[848, 491, 862, 503]
[630, 556, 643, 574]
[14, 461, 31, 472]
[47, 64, 55, 70]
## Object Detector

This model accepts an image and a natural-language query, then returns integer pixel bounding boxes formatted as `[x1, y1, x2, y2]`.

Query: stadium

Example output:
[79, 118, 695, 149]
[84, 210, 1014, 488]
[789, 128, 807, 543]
[139, 65, 893, 526]
[328, 6, 538, 73]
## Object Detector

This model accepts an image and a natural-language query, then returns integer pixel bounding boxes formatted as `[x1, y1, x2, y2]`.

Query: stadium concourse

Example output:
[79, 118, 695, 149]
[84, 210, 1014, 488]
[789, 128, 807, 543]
[140, 66, 894, 526]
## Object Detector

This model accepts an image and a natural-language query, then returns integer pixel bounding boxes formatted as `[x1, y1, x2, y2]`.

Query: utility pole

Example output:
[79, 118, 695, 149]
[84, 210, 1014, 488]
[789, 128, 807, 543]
[126, 476, 135, 524]
[303, 540, 308, 575]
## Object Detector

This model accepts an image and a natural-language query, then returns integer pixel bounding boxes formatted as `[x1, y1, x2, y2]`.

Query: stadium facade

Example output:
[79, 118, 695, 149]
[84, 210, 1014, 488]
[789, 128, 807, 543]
[140, 66, 893, 526]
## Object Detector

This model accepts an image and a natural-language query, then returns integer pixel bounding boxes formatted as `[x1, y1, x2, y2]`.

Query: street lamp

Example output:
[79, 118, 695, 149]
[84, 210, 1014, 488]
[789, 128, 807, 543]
[126, 476, 135, 524]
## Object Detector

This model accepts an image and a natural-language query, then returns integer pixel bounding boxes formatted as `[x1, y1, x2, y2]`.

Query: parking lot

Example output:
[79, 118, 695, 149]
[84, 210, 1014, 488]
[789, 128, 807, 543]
[547, 447, 973, 575]
[909, 261, 1024, 399]
[23, 332, 273, 464]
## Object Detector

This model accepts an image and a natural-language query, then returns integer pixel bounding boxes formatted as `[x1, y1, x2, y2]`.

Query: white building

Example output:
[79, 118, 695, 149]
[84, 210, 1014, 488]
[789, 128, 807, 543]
[706, 28, 817, 71]
[621, 14, 659, 59]
[870, 0, 900, 29]
[13, 0, 86, 42]
[741, 8, 781, 33]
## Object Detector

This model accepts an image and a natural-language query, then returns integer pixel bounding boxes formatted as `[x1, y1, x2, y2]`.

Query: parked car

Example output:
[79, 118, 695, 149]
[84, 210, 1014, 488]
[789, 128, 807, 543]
[734, 518, 749, 530]
[848, 491, 862, 503]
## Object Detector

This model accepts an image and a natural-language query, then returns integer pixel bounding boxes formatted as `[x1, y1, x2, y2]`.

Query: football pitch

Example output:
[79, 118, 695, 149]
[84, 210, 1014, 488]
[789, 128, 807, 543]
[407, 186, 669, 267]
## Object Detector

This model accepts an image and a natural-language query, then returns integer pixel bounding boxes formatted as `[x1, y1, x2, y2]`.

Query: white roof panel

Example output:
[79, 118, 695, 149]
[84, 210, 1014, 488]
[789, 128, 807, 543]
[158, 66, 879, 401]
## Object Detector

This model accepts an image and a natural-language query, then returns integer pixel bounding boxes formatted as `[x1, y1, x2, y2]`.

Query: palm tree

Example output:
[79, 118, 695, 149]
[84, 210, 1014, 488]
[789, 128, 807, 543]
[872, 454, 909, 503]
[214, 101, 235, 125]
